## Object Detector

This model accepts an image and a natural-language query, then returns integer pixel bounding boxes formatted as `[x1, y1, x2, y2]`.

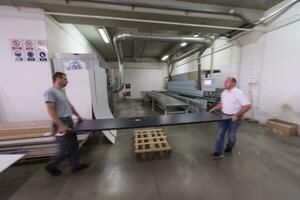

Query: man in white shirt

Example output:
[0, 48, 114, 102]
[209, 77, 252, 158]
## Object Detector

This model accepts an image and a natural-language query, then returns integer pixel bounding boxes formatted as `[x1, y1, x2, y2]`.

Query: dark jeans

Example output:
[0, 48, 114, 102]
[47, 117, 80, 171]
[215, 119, 242, 154]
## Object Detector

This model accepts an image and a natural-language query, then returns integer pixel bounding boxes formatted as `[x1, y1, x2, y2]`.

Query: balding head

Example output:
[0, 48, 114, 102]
[224, 77, 237, 89]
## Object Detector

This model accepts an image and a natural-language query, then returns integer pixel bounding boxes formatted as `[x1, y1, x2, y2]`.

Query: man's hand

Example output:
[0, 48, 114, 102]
[231, 115, 239, 122]
[77, 116, 85, 123]
[232, 104, 252, 122]
[209, 102, 222, 113]
[58, 125, 70, 133]
[70, 104, 85, 123]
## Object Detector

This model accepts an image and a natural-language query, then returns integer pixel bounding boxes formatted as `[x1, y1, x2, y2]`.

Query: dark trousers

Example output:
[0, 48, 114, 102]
[47, 117, 80, 171]
[215, 119, 242, 153]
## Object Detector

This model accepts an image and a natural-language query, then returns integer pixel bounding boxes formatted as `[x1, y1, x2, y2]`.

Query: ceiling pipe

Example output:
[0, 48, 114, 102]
[254, 0, 300, 25]
[228, 0, 300, 38]
[45, 11, 253, 31]
[113, 32, 213, 93]
[169, 44, 207, 64]
[68, 0, 249, 23]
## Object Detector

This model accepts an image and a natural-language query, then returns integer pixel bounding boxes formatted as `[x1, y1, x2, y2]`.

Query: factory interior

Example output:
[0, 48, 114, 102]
[0, 0, 300, 199]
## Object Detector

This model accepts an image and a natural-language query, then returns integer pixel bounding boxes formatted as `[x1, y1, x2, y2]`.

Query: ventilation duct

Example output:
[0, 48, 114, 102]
[113, 32, 212, 92]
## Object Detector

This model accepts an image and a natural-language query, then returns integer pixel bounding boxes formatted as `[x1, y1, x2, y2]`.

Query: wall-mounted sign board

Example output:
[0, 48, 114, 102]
[10, 39, 48, 62]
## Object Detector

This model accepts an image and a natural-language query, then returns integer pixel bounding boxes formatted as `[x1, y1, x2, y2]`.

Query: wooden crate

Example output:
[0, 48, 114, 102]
[134, 128, 171, 159]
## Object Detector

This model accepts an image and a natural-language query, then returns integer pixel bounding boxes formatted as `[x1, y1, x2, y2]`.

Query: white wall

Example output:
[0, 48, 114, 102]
[45, 15, 102, 120]
[0, 6, 100, 122]
[0, 6, 52, 122]
[109, 62, 168, 99]
[45, 16, 97, 57]
[172, 37, 241, 88]
[237, 0, 300, 125]
[172, 0, 300, 126]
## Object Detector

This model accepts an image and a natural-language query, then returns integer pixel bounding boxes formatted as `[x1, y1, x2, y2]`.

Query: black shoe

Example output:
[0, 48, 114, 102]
[224, 148, 232, 153]
[71, 164, 90, 173]
[211, 152, 224, 159]
[44, 165, 61, 176]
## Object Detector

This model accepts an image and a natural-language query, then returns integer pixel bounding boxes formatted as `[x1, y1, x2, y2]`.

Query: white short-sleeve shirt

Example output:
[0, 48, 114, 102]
[221, 87, 250, 115]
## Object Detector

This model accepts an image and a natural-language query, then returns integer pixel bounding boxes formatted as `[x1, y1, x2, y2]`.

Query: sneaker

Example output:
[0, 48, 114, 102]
[224, 148, 232, 153]
[71, 164, 90, 173]
[44, 165, 61, 176]
[211, 152, 224, 159]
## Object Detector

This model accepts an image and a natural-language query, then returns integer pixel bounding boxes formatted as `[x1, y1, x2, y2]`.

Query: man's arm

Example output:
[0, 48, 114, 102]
[209, 102, 222, 113]
[46, 103, 69, 133]
[232, 104, 252, 121]
[232, 91, 252, 121]
[69, 104, 84, 122]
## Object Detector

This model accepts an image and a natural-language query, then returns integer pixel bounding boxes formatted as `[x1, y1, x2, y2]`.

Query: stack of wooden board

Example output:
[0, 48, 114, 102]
[0, 121, 90, 159]
[134, 128, 171, 159]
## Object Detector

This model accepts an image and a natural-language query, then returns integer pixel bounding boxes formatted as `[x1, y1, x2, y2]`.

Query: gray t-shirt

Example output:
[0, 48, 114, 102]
[43, 87, 73, 118]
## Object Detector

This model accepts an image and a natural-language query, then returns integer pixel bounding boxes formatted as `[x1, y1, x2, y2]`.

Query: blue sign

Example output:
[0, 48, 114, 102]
[15, 51, 22, 57]
[27, 51, 34, 58]
[39, 52, 48, 61]
[69, 61, 82, 70]
[27, 51, 35, 61]
[40, 52, 46, 58]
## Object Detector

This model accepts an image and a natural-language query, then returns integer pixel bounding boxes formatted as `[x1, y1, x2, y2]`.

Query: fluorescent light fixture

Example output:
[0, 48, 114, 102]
[161, 55, 169, 61]
[193, 33, 199, 37]
[98, 27, 110, 43]
[180, 42, 187, 47]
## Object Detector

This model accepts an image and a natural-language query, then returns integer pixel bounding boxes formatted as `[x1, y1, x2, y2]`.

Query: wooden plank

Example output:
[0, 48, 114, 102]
[0, 121, 51, 141]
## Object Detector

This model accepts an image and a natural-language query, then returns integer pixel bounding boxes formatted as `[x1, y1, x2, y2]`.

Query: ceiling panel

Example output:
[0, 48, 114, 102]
[142, 42, 175, 57]
[75, 24, 116, 60]
[177, 0, 284, 10]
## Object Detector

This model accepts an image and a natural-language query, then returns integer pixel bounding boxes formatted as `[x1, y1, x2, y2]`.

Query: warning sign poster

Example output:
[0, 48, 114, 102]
[10, 39, 24, 61]
[24, 39, 36, 62]
[10, 39, 49, 62]
[36, 40, 48, 62]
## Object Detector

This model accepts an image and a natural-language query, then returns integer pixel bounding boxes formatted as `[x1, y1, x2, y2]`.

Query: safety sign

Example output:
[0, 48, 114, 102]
[10, 39, 49, 62]
[11, 39, 24, 61]
[36, 40, 48, 62]
[24, 40, 36, 61]
[63, 60, 87, 70]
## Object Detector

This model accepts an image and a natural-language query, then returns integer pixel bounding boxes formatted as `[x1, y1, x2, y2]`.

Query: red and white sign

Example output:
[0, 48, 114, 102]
[36, 40, 48, 62]
[24, 40, 36, 62]
[24, 40, 34, 50]
[11, 39, 23, 50]
[10, 39, 48, 62]
[10, 39, 24, 61]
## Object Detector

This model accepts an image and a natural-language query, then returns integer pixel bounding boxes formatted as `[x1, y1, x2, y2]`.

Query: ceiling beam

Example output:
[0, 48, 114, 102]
[67, 0, 264, 23]
[49, 15, 241, 34]
[106, 57, 159, 62]
[0, 0, 264, 26]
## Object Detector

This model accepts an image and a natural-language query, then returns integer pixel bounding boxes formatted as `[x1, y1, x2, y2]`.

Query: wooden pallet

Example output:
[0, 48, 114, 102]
[134, 128, 171, 159]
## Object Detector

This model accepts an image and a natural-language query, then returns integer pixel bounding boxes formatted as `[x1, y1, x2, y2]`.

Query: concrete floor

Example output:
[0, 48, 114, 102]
[1, 99, 300, 200]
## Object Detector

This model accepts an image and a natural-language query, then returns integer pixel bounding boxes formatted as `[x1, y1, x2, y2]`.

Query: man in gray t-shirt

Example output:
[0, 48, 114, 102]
[44, 87, 73, 119]
[43, 72, 89, 176]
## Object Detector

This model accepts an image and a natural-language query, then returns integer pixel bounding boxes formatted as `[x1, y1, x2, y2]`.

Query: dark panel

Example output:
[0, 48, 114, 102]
[74, 112, 230, 132]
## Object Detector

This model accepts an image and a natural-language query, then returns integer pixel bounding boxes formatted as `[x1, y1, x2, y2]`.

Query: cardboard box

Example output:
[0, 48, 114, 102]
[266, 119, 299, 136]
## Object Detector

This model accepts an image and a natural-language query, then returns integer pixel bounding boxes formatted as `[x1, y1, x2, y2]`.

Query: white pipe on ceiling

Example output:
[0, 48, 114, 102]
[44, 11, 254, 31]
[113, 32, 213, 92]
